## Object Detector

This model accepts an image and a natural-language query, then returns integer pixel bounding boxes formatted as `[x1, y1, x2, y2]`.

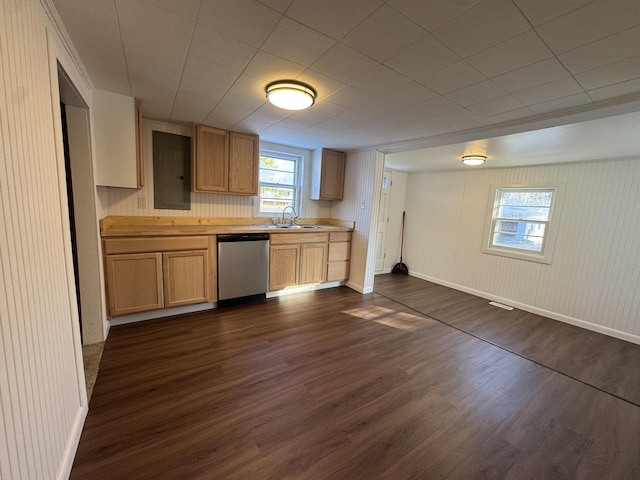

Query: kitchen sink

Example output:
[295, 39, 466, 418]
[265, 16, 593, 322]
[259, 224, 323, 229]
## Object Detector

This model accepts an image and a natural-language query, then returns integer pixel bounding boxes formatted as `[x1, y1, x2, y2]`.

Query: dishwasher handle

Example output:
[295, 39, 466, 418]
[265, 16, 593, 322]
[217, 233, 270, 242]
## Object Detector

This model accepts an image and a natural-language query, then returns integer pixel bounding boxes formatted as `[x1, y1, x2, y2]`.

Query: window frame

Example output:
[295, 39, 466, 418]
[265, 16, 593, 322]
[257, 149, 302, 217]
[482, 183, 564, 264]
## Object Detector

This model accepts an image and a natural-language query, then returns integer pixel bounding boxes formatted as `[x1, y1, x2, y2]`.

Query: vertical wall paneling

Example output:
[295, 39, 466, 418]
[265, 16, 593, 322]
[1, 1, 89, 479]
[382, 170, 408, 273]
[330, 149, 383, 293]
[404, 158, 640, 343]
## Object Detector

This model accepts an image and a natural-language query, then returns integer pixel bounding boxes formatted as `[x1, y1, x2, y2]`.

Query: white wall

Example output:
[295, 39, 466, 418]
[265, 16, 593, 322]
[331, 149, 385, 293]
[1, 0, 88, 478]
[382, 170, 408, 272]
[404, 158, 640, 343]
[105, 121, 333, 220]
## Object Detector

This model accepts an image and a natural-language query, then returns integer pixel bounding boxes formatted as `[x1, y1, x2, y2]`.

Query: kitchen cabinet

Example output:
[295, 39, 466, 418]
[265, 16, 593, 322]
[194, 125, 258, 195]
[269, 233, 328, 291]
[93, 89, 143, 188]
[310, 148, 346, 201]
[326, 231, 351, 282]
[103, 236, 212, 317]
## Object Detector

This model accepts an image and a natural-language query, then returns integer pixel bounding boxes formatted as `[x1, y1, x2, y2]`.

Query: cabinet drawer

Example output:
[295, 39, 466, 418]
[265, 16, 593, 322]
[328, 242, 351, 262]
[327, 261, 349, 282]
[270, 232, 328, 245]
[329, 232, 351, 243]
[103, 236, 209, 254]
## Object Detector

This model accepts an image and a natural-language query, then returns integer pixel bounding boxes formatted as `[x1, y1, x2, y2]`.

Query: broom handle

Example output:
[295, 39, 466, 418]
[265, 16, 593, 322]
[400, 211, 405, 262]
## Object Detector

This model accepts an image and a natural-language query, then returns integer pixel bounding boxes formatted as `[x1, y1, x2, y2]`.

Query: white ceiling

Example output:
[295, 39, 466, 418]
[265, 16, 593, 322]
[52, 0, 640, 163]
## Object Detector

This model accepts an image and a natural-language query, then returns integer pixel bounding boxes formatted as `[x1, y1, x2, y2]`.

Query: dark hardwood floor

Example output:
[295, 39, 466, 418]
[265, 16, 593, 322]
[72, 283, 640, 479]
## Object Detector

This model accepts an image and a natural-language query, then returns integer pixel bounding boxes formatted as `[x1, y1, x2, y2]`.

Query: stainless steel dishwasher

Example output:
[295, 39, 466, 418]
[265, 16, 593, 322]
[217, 233, 269, 305]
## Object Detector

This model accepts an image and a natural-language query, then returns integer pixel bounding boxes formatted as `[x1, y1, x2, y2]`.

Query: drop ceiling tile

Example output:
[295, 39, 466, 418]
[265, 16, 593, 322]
[388, 0, 485, 32]
[466, 95, 525, 117]
[205, 103, 255, 130]
[432, 0, 531, 58]
[528, 93, 593, 114]
[485, 106, 536, 124]
[257, 0, 294, 13]
[357, 82, 438, 117]
[228, 74, 271, 100]
[295, 70, 346, 99]
[262, 17, 336, 66]
[558, 26, 640, 74]
[492, 58, 571, 93]
[575, 55, 640, 91]
[244, 51, 306, 82]
[310, 44, 379, 83]
[386, 95, 461, 124]
[180, 56, 239, 97]
[513, 0, 594, 27]
[324, 85, 378, 110]
[535, 0, 640, 54]
[446, 80, 507, 107]
[418, 61, 487, 94]
[285, 0, 385, 39]
[235, 111, 284, 132]
[140, 102, 172, 120]
[385, 35, 459, 79]
[513, 77, 585, 105]
[171, 90, 220, 122]
[315, 109, 373, 131]
[349, 65, 412, 95]
[466, 30, 553, 78]
[190, 24, 257, 72]
[216, 92, 266, 112]
[587, 78, 640, 102]
[142, 0, 202, 21]
[342, 5, 427, 62]
[116, 0, 194, 53]
[286, 101, 346, 126]
[198, 0, 282, 48]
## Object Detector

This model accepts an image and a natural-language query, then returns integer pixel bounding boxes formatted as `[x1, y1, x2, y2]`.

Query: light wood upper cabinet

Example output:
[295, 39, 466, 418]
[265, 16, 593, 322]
[105, 253, 163, 316]
[310, 148, 346, 201]
[228, 132, 258, 194]
[93, 89, 143, 189]
[194, 125, 229, 192]
[194, 125, 258, 195]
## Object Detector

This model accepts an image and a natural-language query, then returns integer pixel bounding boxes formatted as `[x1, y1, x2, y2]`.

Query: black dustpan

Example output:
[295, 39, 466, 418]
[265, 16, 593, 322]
[392, 211, 408, 275]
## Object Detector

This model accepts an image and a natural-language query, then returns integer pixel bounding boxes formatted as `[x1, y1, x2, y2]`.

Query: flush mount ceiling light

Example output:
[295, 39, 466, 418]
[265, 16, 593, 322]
[265, 80, 317, 110]
[461, 155, 486, 166]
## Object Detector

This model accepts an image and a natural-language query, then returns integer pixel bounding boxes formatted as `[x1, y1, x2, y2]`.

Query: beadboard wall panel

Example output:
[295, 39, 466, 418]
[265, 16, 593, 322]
[106, 120, 332, 220]
[1, 1, 86, 479]
[382, 170, 408, 272]
[404, 158, 640, 341]
[331, 149, 384, 293]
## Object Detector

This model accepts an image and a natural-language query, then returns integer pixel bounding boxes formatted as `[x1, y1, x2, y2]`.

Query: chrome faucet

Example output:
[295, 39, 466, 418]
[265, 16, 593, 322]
[282, 205, 298, 225]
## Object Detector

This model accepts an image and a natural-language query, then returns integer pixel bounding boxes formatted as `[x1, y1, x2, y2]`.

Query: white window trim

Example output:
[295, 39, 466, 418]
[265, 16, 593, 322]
[257, 146, 304, 217]
[482, 182, 565, 264]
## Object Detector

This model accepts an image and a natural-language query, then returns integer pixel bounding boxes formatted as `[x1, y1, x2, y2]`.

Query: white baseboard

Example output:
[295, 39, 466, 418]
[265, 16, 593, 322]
[266, 281, 343, 298]
[109, 303, 215, 326]
[346, 281, 374, 294]
[57, 405, 87, 480]
[409, 271, 640, 346]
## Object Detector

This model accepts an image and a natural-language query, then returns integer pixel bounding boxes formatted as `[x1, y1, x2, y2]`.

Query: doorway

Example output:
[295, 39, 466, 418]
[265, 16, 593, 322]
[375, 170, 392, 273]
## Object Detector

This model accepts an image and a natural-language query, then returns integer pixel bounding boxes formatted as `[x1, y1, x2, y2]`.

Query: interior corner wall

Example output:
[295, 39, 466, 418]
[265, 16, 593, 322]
[404, 158, 640, 343]
[331, 149, 384, 294]
[1, 1, 88, 479]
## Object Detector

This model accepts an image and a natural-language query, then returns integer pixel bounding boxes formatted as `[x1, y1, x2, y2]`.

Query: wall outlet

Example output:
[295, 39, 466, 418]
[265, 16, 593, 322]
[137, 197, 147, 209]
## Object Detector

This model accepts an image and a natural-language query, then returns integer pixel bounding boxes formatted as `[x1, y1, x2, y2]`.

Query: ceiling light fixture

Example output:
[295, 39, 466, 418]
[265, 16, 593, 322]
[265, 80, 317, 110]
[461, 155, 486, 166]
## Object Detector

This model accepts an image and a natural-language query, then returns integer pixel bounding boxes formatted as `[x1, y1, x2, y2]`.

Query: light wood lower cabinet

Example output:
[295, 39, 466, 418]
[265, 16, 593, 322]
[163, 251, 208, 307]
[105, 253, 164, 316]
[103, 236, 212, 317]
[300, 243, 327, 284]
[269, 245, 299, 291]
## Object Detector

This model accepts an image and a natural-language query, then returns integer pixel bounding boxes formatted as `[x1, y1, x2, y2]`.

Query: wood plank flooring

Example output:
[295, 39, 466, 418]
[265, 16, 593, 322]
[375, 274, 640, 406]
[72, 285, 640, 479]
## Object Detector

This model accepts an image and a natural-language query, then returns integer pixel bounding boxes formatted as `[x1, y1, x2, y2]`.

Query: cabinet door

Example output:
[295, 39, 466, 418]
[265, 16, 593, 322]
[194, 125, 229, 192]
[163, 250, 208, 307]
[320, 149, 345, 200]
[105, 253, 163, 316]
[299, 243, 327, 285]
[228, 132, 258, 195]
[269, 245, 299, 291]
